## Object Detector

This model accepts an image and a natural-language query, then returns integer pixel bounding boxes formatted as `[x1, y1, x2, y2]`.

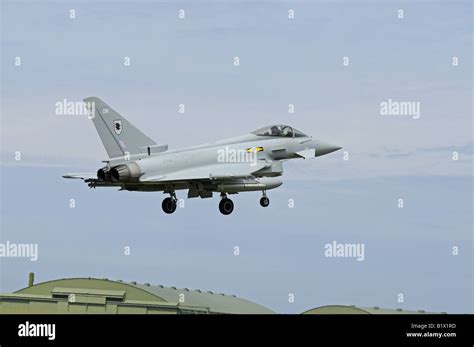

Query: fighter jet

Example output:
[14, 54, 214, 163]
[63, 97, 342, 215]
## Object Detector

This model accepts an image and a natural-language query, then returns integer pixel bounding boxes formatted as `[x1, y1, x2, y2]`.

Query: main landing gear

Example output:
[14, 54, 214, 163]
[162, 191, 177, 214]
[219, 193, 234, 215]
[260, 191, 270, 207]
[218, 192, 270, 215]
[162, 191, 270, 215]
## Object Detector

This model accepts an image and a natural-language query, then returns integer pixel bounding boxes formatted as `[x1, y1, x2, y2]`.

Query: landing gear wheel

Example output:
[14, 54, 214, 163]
[260, 196, 270, 207]
[219, 198, 234, 215]
[162, 197, 177, 214]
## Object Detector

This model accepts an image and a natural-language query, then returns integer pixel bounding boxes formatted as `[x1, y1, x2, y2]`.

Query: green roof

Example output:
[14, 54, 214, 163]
[302, 305, 445, 314]
[14, 277, 274, 314]
[131, 282, 272, 314]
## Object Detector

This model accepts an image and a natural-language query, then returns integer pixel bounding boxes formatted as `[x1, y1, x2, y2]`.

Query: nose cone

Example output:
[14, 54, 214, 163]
[315, 141, 342, 157]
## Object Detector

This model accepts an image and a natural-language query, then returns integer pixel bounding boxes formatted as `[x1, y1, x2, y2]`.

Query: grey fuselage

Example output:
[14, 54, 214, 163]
[98, 133, 331, 195]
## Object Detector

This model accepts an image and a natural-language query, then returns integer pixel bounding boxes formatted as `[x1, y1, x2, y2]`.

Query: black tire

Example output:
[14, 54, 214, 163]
[260, 196, 270, 207]
[162, 197, 177, 214]
[219, 198, 234, 215]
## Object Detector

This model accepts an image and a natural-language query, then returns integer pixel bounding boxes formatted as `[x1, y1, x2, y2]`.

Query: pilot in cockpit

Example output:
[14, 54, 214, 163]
[281, 126, 293, 137]
[270, 126, 280, 136]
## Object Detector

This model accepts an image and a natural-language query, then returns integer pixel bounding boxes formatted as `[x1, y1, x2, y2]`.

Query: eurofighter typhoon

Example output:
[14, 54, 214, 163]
[64, 97, 342, 215]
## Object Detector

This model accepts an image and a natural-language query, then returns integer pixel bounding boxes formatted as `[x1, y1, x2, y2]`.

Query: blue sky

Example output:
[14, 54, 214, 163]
[1, 1, 472, 313]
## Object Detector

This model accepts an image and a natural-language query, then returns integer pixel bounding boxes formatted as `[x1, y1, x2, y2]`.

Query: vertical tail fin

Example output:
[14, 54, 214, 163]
[84, 97, 156, 159]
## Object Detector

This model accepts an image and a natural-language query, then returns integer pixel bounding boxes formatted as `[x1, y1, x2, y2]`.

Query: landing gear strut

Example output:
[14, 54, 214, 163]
[162, 191, 177, 214]
[219, 193, 234, 215]
[260, 191, 270, 207]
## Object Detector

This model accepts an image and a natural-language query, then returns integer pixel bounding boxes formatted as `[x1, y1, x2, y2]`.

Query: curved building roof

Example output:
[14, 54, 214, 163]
[14, 277, 274, 314]
[302, 305, 445, 314]
[130, 282, 273, 314]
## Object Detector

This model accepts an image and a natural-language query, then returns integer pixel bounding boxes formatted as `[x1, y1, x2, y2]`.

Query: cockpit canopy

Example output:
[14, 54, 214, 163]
[251, 125, 308, 138]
